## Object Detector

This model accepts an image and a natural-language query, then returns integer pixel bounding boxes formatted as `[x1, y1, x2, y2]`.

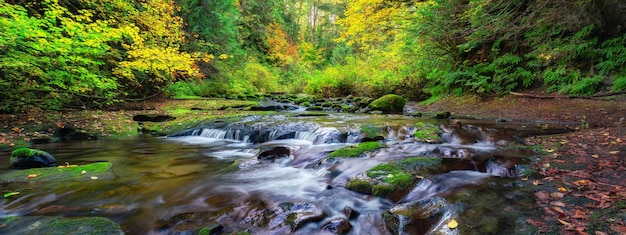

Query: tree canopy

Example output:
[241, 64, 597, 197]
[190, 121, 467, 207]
[1, 0, 625, 112]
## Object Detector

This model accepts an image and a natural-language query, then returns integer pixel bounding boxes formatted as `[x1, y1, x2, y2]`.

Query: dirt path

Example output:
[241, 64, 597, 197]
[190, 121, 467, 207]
[413, 95, 626, 234]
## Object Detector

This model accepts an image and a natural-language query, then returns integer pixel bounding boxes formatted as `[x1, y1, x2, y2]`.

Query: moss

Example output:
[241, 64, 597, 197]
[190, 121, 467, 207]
[328, 142, 385, 158]
[400, 157, 441, 165]
[9, 148, 34, 162]
[345, 179, 373, 194]
[49, 217, 122, 234]
[366, 163, 414, 188]
[0, 162, 113, 182]
[398, 157, 442, 175]
[305, 106, 324, 111]
[434, 111, 451, 119]
[368, 94, 407, 113]
[413, 122, 442, 143]
[300, 101, 311, 107]
[372, 184, 395, 196]
[360, 124, 383, 140]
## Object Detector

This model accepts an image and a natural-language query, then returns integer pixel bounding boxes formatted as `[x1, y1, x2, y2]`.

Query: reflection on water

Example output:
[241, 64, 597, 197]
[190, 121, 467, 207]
[0, 113, 569, 234]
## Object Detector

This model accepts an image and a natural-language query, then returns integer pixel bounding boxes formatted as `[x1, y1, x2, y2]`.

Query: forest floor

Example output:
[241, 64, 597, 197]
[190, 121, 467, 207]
[1, 94, 625, 234]
[414, 93, 626, 234]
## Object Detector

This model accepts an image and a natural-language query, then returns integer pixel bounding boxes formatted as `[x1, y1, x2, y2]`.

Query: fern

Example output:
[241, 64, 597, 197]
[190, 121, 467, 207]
[613, 75, 626, 91]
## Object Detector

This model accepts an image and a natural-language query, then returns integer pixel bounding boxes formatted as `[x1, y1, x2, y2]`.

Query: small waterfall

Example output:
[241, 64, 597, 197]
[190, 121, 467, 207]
[313, 127, 344, 144]
[486, 160, 519, 177]
[194, 128, 248, 142]
[267, 130, 279, 141]
[295, 131, 319, 142]
[399, 171, 494, 204]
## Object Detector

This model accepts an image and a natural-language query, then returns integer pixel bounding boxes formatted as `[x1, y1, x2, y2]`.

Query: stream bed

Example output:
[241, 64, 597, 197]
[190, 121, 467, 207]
[0, 112, 571, 234]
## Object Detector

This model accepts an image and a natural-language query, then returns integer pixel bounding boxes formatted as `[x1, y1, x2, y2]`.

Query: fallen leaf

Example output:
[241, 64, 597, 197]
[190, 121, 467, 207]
[27, 174, 38, 179]
[3, 192, 19, 198]
[550, 201, 566, 207]
[557, 187, 567, 192]
[81, 170, 87, 174]
[550, 192, 565, 198]
[90, 176, 98, 180]
[591, 154, 599, 158]
[448, 219, 458, 229]
[608, 151, 619, 155]
[551, 206, 565, 215]
[571, 209, 587, 219]
[573, 180, 589, 186]
[557, 218, 572, 226]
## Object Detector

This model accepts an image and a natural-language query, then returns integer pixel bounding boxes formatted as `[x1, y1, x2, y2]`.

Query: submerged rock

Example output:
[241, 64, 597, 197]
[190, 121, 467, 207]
[321, 218, 352, 234]
[1, 162, 114, 182]
[342, 206, 360, 220]
[10, 148, 56, 169]
[258, 146, 291, 161]
[385, 197, 457, 235]
[0, 216, 123, 235]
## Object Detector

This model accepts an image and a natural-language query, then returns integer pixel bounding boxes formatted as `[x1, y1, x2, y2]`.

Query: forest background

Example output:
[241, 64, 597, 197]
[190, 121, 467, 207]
[1, 0, 626, 113]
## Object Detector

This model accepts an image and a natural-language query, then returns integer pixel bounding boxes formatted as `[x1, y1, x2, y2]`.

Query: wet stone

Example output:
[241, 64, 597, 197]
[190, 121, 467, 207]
[10, 148, 56, 169]
[258, 146, 291, 161]
[0, 216, 122, 235]
[342, 206, 360, 220]
[320, 218, 352, 234]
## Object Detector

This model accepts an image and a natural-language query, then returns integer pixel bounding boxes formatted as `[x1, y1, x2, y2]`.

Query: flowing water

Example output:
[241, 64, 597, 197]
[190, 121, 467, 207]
[0, 112, 570, 234]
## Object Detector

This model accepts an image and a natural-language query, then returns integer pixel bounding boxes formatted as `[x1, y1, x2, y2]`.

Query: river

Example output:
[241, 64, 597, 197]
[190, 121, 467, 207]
[0, 112, 570, 234]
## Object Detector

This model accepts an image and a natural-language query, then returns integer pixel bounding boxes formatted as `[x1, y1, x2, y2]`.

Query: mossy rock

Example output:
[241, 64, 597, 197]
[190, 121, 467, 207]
[368, 94, 407, 113]
[398, 157, 442, 175]
[360, 124, 384, 141]
[366, 163, 414, 189]
[0, 216, 122, 235]
[434, 111, 451, 119]
[305, 106, 324, 111]
[414, 122, 443, 143]
[10, 148, 57, 169]
[0, 162, 114, 182]
[345, 178, 374, 195]
[328, 142, 385, 158]
[372, 184, 396, 197]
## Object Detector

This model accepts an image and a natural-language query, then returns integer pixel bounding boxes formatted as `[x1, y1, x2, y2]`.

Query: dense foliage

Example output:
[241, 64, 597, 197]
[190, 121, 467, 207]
[1, 0, 625, 112]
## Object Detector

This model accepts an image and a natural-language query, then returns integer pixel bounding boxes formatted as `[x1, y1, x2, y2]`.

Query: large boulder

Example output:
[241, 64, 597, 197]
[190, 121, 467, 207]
[10, 148, 56, 169]
[368, 94, 407, 113]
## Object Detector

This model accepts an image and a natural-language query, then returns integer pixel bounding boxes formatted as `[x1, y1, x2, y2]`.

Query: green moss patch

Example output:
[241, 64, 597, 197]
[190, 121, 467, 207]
[0, 216, 122, 235]
[360, 124, 384, 140]
[413, 122, 442, 143]
[398, 157, 442, 175]
[345, 178, 373, 195]
[328, 142, 385, 158]
[368, 94, 407, 113]
[366, 163, 414, 189]
[0, 162, 114, 182]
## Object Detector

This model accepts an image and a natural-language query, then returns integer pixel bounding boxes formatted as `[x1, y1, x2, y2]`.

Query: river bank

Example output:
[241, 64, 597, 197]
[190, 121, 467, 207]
[413, 94, 626, 234]
[1, 94, 625, 234]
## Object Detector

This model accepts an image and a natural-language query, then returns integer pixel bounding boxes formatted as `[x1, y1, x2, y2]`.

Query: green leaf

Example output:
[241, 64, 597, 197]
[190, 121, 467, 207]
[3, 192, 20, 198]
